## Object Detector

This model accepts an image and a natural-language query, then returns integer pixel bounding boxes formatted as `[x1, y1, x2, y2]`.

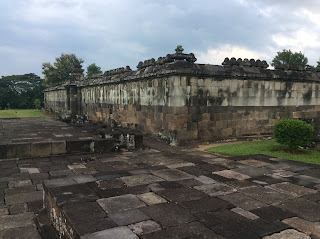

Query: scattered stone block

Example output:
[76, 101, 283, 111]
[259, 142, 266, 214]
[213, 170, 251, 180]
[43, 177, 77, 188]
[151, 169, 194, 181]
[194, 183, 237, 197]
[158, 187, 207, 202]
[137, 192, 167, 205]
[238, 159, 271, 167]
[195, 175, 217, 184]
[97, 194, 146, 213]
[63, 202, 107, 225]
[5, 191, 43, 205]
[0, 212, 35, 230]
[140, 203, 196, 227]
[128, 220, 161, 236]
[219, 192, 267, 211]
[108, 208, 150, 226]
[20, 168, 40, 174]
[231, 207, 260, 220]
[282, 217, 320, 237]
[81, 226, 139, 239]
[262, 229, 310, 239]
[276, 198, 320, 222]
[180, 197, 233, 213]
[265, 182, 317, 197]
[72, 175, 96, 184]
[240, 186, 293, 204]
[121, 174, 164, 187]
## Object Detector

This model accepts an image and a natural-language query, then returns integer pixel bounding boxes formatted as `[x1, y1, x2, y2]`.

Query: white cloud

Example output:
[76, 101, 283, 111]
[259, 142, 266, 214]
[272, 29, 320, 52]
[196, 44, 269, 65]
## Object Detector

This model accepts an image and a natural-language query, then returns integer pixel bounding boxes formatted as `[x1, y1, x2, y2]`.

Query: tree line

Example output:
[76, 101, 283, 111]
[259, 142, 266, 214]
[0, 49, 319, 110]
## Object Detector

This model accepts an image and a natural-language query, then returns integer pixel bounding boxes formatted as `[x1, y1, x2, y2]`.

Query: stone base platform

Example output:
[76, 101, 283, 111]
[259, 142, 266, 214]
[0, 118, 143, 159]
[41, 138, 320, 239]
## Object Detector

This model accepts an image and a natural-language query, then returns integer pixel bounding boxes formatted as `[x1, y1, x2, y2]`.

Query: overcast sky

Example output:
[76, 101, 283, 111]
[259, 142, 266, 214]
[1, 0, 320, 77]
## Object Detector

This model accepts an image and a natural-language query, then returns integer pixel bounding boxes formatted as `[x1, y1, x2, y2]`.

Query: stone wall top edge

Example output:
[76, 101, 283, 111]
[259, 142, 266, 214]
[45, 61, 320, 91]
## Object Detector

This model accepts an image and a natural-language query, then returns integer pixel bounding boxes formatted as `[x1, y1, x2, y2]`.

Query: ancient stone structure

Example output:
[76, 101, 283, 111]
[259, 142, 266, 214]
[44, 46, 320, 144]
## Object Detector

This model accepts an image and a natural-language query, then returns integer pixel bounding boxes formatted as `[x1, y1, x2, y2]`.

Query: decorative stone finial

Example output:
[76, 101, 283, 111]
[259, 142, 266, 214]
[175, 45, 184, 54]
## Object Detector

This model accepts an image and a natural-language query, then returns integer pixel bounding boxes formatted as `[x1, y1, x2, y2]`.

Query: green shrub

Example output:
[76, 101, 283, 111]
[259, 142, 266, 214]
[34, 99, 41, 110]
[273, 119, 314, 152]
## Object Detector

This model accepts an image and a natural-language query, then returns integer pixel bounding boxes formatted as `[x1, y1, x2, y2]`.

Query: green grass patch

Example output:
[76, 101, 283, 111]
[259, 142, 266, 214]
[0, 109, 48, 118]
[206, 140, 320, 165]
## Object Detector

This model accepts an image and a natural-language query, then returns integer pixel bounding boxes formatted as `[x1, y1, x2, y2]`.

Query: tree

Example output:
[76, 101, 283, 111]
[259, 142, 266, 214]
[271, 49, 308, 67]
[42, 53, 83, 85]
[86, 63, 102, 76]
[0, 73, 45, 109]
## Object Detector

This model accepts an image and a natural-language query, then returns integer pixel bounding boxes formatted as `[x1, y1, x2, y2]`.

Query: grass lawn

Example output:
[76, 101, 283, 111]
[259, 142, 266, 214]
[0, 109, 49, 118]
[206, 140, 320, 165]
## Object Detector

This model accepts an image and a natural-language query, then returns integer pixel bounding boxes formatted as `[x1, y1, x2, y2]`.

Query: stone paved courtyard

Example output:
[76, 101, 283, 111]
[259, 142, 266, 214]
[1, 119, 320, 238]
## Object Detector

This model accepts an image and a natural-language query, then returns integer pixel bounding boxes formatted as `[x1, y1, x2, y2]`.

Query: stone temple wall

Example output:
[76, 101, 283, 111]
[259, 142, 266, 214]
[44, 46, 320, 144]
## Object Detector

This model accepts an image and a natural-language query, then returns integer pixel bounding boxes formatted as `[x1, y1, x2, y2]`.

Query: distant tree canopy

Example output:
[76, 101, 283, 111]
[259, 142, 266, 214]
[86, 63, 102, 76]
[42, 53, 83, 85]
[0, 73, 45, 109]
[271, 49, 308, 67]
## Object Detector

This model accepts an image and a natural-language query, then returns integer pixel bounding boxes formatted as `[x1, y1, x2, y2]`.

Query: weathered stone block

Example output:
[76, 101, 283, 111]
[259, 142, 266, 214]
[31, 142, 51, 157]
[66, 140, 91, 153]
[0, 145, 7, 159]
[51, 141, 66, 155]
[7, 143, 31, 159]
[93, 139, 117, 153]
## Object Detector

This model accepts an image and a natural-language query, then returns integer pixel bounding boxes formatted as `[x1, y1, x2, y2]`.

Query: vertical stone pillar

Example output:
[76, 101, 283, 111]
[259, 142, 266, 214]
[69, 85, 78, 118]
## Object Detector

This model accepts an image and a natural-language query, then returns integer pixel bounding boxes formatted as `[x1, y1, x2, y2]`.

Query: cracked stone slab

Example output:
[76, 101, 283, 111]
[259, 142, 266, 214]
[233, 167, 272, 178]
[262, 229, 310, 239]
[151, 169, 194, 181]
[8, 180, 32, 188]
[140, 203, 196, 227]
[238, 159, 271, 167]
[0, 226, 41, 239]
[120, 174, 164, 187]
[43, 178, 77, 188]
[108, 208, 150, 226]
[63, 202, 107, 225]
[282, 217, 320, 237]
[240, 186, 293, 204]
[266, 182, 317, 197]
[5, 190, 43, 205]
[137, 192, 167, 205]
[20, 168, 40, 174]
[213, 170, 251, 180]
[0, 212, 35, 230]
[157, 187, 207, 202]
[250, 205, 296, 222]
[128, 220, 161, 236]
[179, 197, 233, 213]
[68, 164, 87, 170]
[219, 192, 267, 211]
[194, 175, 217, 184]
[275, 198, 320, 222]
[167, 162, 195, 169]
[72, 175, 96, 184]
[81, 226, 139, 239]
[97, 194, 146, 213]
[140, 221, 223, 239]
[231, 207, 260, 220]
[271, 170, 297, 178]
[194, 183, 237, 197]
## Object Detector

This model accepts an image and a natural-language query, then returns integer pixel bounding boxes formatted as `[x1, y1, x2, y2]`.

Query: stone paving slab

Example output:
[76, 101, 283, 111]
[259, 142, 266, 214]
[1, 125, 320, 239]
